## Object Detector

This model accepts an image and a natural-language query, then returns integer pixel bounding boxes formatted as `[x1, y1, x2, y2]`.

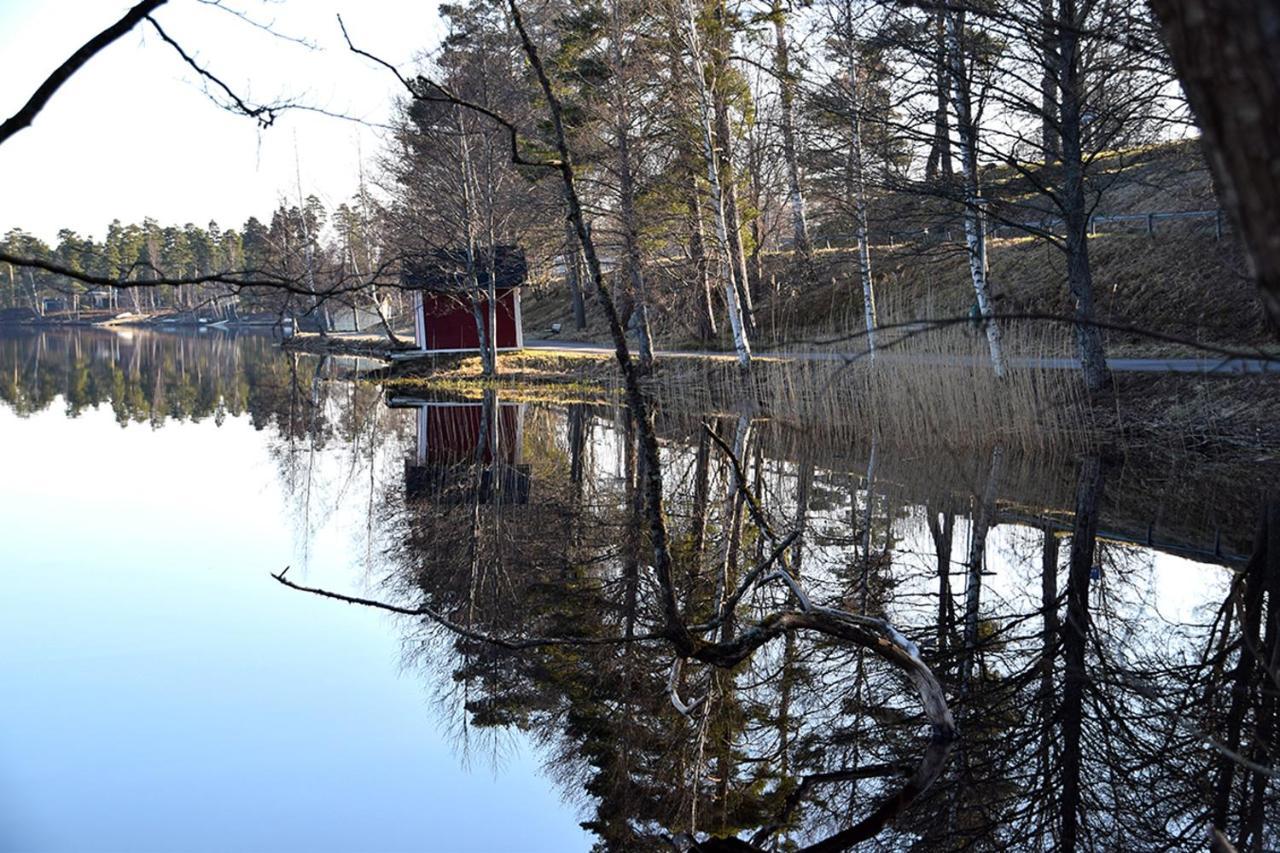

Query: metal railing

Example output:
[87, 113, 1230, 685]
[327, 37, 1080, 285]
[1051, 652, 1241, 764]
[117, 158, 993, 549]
[812, 207, 1228, 249]
[993, 208, 1224, 239]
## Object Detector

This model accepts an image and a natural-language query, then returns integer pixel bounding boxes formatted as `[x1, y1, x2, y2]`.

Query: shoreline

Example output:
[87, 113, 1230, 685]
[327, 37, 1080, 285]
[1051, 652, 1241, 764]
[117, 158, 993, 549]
[280, 331, 1280, 458]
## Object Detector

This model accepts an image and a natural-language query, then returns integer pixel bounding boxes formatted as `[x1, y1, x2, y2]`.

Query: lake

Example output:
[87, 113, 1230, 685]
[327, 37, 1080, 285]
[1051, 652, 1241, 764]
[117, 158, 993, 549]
[1, 326, 1275, 851]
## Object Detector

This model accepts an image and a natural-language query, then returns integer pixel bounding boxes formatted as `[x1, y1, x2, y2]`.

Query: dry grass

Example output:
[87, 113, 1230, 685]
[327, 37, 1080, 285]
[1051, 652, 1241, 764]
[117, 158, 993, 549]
[521, 139, 1269, 359]
[380, 349, 618, 403]
[753, 231, 1268, 355]
[610, 321, 1094, 454]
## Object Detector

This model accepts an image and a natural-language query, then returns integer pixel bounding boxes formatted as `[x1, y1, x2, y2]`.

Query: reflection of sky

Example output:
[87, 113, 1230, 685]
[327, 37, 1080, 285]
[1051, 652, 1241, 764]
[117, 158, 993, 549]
[0, 402, 591, 852]
[670, 448, 1236, 672]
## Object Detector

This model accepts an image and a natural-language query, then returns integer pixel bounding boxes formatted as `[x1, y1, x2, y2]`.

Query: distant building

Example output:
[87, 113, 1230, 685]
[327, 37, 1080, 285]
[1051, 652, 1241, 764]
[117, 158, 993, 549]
[83, 289, 113, 309]
[401, 246, 525, 354]
[330, 297, 392, 333]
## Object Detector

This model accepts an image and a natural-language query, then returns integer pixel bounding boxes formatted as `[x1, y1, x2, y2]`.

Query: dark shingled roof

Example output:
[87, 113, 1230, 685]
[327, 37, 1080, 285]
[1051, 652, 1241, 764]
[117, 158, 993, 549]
[401, 245, 527, 291]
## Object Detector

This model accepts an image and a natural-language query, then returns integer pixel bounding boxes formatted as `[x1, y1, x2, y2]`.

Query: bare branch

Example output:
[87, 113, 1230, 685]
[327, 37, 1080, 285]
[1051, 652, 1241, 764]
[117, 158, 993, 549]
[0, 248, 371, 302]
[0, 0, 169, 148]
[194, 0, 318, 49]
[336, 14, 558, 170]
[147, 15, 286, 127]
[271, 568, 667, 650]
[667, 658, 706, 716]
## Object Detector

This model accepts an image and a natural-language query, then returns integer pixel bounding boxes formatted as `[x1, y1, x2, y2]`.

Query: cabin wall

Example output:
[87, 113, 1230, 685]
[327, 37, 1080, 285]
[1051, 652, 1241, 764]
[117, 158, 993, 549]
[417, 289, 522, 352]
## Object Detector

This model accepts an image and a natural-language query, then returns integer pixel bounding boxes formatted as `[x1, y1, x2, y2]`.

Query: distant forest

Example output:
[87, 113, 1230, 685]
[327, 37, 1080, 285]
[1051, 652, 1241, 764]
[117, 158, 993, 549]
[0, 195, 403, 323]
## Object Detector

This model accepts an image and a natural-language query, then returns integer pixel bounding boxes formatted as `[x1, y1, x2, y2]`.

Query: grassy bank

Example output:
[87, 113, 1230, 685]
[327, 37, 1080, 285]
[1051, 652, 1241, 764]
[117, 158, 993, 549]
[521, 142, 1273, 358]
[522, 229, 1272, 357]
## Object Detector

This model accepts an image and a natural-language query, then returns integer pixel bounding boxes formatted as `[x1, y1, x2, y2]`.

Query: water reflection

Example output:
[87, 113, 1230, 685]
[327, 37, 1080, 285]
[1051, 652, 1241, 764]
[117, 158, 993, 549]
[1, 327, 1276, 851]
[367, 390, 1276, 849]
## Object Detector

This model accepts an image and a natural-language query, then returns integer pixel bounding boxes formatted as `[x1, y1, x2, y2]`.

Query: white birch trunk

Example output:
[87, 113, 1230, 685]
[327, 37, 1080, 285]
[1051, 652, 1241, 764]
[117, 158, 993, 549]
[842, 0, 878, 361]
[683, 0, 751, 371]
[945, 10, 1006, 377]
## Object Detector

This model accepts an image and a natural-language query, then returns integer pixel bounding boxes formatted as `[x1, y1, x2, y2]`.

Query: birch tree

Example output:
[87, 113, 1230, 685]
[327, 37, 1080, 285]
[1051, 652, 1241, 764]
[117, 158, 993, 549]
[830, 0, 879, 359]
[679, 0, 754, 369]
[944, 7, 1007, 377]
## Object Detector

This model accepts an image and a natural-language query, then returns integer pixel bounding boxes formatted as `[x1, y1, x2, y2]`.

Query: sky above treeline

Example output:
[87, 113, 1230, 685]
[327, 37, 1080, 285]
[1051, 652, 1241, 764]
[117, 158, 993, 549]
[0, 0, 445, 242]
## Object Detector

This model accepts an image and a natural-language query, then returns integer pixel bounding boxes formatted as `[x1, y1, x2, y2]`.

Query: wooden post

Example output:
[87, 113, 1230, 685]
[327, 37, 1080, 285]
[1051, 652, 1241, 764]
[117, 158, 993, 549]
[1146, 212, 1155, 236]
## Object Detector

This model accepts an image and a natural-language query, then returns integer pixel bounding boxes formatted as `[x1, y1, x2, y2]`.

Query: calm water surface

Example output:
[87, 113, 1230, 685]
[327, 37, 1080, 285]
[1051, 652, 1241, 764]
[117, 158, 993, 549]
[0, 328, 591, 852]
[0, 327, 1275, 851]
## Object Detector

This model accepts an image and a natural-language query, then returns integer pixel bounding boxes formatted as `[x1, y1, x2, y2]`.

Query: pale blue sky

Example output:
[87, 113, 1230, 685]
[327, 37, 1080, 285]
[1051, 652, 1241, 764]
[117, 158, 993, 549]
[0, 1, 445, 242]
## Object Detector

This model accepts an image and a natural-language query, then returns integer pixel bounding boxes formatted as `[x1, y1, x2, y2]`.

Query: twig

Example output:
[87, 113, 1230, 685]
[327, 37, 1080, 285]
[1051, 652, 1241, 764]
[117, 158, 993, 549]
[667, 657, 706, 716]
[271, 568, 666, 650]
[147, 15, 286, 127]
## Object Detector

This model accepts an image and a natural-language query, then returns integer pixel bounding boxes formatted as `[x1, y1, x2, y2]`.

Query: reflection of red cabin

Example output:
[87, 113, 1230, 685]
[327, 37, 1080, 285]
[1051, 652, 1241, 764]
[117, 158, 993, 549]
[403, 246, 525, 354]
[388, 396, 530, 504]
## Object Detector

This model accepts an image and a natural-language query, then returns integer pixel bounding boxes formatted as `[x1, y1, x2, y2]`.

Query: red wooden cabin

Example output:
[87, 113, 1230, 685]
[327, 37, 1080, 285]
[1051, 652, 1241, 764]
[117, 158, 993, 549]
[403, 246, 526, 354]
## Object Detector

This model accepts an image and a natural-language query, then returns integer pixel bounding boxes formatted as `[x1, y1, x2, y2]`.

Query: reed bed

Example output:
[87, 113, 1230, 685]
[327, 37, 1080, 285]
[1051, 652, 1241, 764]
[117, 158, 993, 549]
[641, 318, 1092, 454]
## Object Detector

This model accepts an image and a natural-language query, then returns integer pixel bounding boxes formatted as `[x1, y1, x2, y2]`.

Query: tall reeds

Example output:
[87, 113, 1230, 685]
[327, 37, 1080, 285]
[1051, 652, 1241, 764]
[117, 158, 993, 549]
[642, 315, 1091, 453]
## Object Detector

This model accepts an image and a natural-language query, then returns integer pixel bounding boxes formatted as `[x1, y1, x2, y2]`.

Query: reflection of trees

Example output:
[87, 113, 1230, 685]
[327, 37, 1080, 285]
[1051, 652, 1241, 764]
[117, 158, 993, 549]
[1200, 501, 1279, 851]
[362, 407, 1278, 850]
[0, 327, 311, 431]
[357, 408, 941, 848]
[0, 328, 417, 575]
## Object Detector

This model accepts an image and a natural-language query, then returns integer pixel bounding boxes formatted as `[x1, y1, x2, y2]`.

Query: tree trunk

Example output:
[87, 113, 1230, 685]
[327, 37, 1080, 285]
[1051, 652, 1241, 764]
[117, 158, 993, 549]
[772, 0, 811, 261]
[687, 176, 717, 342]
[716, 413, 752, 642]
[945, 9, 1006, 377]
[687, 423, 713, 601]
[1057, 0, 1109, 391]
[1210, 498, 1279, 842]
[961, 445, 1003, 695]
[925, 10, 953, 182]
[611, 0, 655, 370]
[1036, 525, 1060, 849]
[711, 0, 756, 329]
[564, 218, 587, 330]
[1061, 454, 1103, 852]
[1040, 0, 1060, 161]
[842, 0, 878, 360]
[25, 267, 42, 315]
[683, 0, 752, 370]
[457, 108, 495, 377]
[927, 508, 955, 655]
[1148, 0, 1280, 330]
